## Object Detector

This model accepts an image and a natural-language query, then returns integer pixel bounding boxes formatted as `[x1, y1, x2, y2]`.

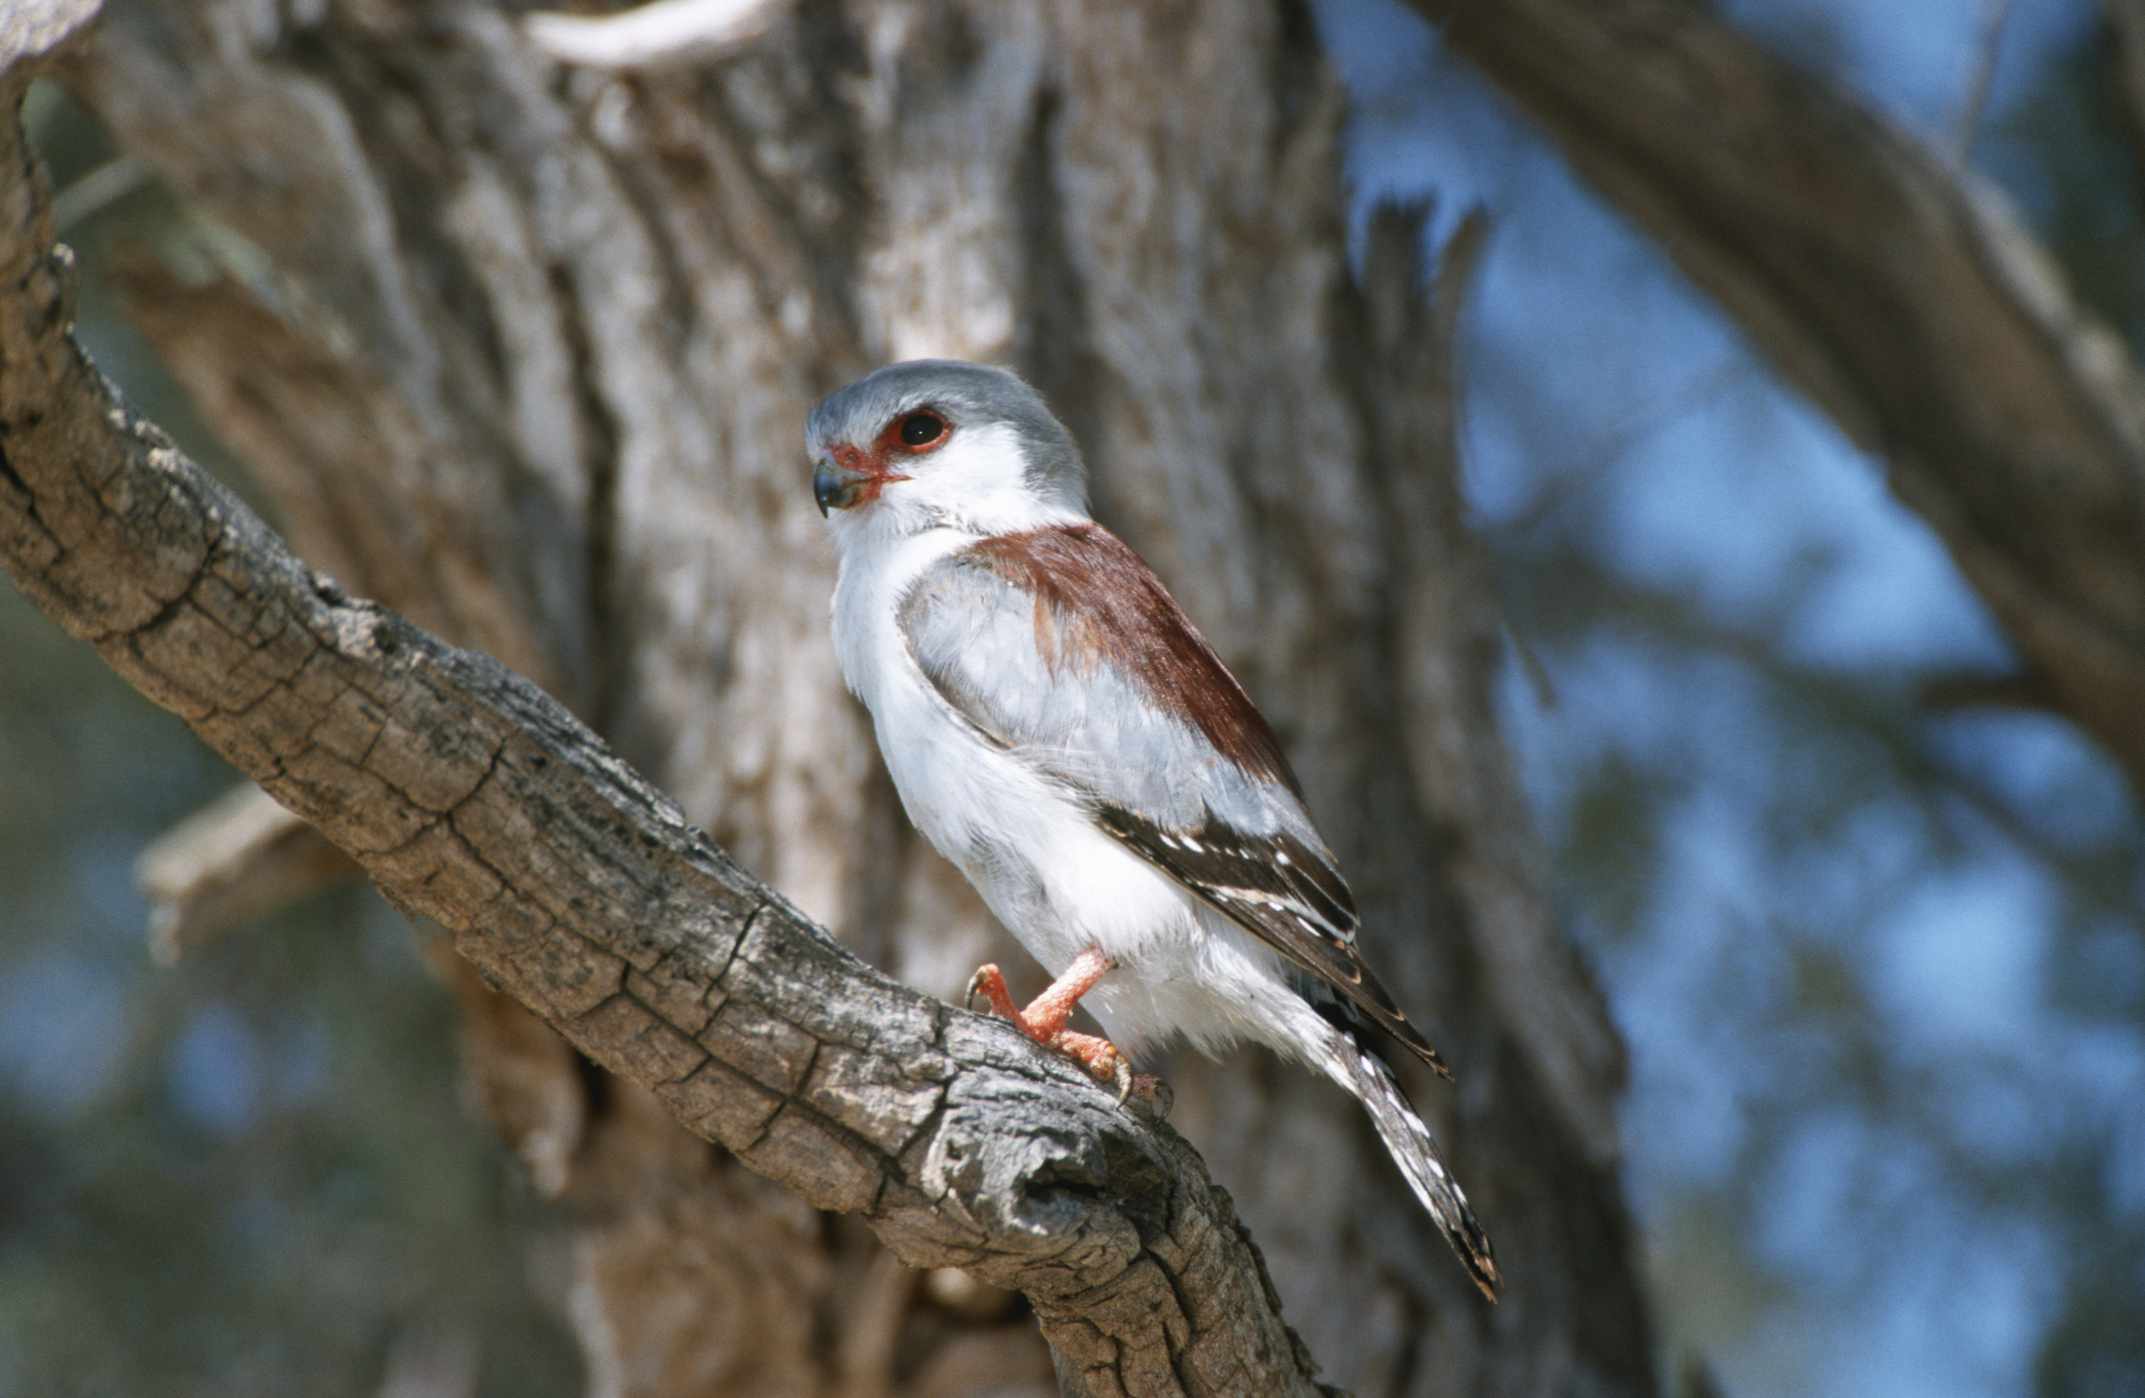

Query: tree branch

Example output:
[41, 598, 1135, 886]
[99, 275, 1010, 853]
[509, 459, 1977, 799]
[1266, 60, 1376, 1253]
[1949, 0, 2013, 169]
[0, 15, 1323, 1395]
[1434, 0, 2145, 794]
[136, 782, 357, 962]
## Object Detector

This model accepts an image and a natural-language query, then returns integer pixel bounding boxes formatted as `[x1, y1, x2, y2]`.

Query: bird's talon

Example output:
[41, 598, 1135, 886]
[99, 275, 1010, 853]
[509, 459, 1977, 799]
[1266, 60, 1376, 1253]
[958, 954, 1147, 1106]
[964, 963, 1017, 1020]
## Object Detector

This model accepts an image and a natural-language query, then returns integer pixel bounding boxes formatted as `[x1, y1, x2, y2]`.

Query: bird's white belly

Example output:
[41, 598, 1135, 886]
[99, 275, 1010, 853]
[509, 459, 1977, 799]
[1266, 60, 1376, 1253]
[874, 653, 1196, 975]
[831, 531, 1314, 1061]
[871, 656, 1323, 1063]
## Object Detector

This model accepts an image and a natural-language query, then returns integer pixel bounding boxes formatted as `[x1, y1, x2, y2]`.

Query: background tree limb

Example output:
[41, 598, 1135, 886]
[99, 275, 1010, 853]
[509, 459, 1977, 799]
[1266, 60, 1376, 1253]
[1434, 0, 2145, 791]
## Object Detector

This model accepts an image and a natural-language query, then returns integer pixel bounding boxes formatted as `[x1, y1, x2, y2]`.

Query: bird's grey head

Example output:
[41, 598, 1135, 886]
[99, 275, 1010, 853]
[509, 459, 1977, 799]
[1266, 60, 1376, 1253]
[806, 360, 1089, 540]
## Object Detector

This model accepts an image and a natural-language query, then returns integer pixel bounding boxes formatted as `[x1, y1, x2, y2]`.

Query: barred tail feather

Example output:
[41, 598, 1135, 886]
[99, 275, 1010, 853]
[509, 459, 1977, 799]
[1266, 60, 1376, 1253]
[1327, 1031, 1502, 1301]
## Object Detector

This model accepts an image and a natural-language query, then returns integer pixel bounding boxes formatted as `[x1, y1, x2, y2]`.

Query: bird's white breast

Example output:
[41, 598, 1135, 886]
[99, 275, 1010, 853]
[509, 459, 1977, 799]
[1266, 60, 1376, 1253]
[831, 528, 1162, 950]
[829, 525, 1332, 1063]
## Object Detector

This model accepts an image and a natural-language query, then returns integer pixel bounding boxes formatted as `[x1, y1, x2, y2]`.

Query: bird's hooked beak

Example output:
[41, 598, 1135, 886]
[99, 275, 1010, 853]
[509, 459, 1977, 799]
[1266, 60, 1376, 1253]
[812, 445, 908, 517]
[812, 457, 865, 517]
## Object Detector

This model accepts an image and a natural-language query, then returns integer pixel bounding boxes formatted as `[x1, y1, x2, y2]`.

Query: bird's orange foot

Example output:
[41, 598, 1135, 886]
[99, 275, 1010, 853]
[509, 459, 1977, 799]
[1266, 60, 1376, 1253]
[963, 963, 1026, 1025]
[1045, 1028, 1134, 1101]
[965, 958, 1140, 1105]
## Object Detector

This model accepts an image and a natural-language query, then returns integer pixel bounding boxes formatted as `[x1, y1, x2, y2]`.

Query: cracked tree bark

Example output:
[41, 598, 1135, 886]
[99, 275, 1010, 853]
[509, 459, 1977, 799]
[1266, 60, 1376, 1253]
[1433, 0, 2145, 796]
[4, 2, 1655, 1395]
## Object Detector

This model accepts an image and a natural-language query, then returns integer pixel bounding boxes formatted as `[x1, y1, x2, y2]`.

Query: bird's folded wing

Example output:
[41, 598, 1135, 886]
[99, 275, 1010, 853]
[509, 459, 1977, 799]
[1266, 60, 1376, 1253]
[899, 530, 1450, 1077]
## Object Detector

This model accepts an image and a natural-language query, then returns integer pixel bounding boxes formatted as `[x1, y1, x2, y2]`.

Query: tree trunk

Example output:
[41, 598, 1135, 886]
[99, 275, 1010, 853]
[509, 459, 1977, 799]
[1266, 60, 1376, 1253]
[35, 2, 1652, 1392]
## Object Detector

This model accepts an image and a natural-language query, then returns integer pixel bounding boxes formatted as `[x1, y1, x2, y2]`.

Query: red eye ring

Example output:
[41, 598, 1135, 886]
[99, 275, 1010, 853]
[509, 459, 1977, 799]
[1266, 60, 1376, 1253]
[896, 411, 948, 451]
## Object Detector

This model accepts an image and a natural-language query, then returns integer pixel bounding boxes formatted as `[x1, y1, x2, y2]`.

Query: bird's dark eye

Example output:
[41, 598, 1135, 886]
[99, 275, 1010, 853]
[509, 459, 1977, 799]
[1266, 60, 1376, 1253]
[897, 411, 946, 449]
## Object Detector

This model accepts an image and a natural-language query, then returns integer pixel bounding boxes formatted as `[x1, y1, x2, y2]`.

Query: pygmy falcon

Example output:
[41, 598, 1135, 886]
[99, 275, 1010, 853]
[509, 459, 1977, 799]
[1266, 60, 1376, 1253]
[810, 360, 1499, 1300]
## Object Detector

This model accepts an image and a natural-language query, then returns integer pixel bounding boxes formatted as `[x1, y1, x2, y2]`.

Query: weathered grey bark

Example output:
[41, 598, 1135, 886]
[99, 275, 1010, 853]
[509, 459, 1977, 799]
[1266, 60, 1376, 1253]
[1432, 0, 2145, 794]
[6, 2, 1654, 1394]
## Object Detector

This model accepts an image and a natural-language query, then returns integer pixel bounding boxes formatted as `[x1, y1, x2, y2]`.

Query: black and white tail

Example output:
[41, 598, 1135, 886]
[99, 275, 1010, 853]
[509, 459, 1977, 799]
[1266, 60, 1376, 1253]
[1326, 1029, 1502, 1301]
